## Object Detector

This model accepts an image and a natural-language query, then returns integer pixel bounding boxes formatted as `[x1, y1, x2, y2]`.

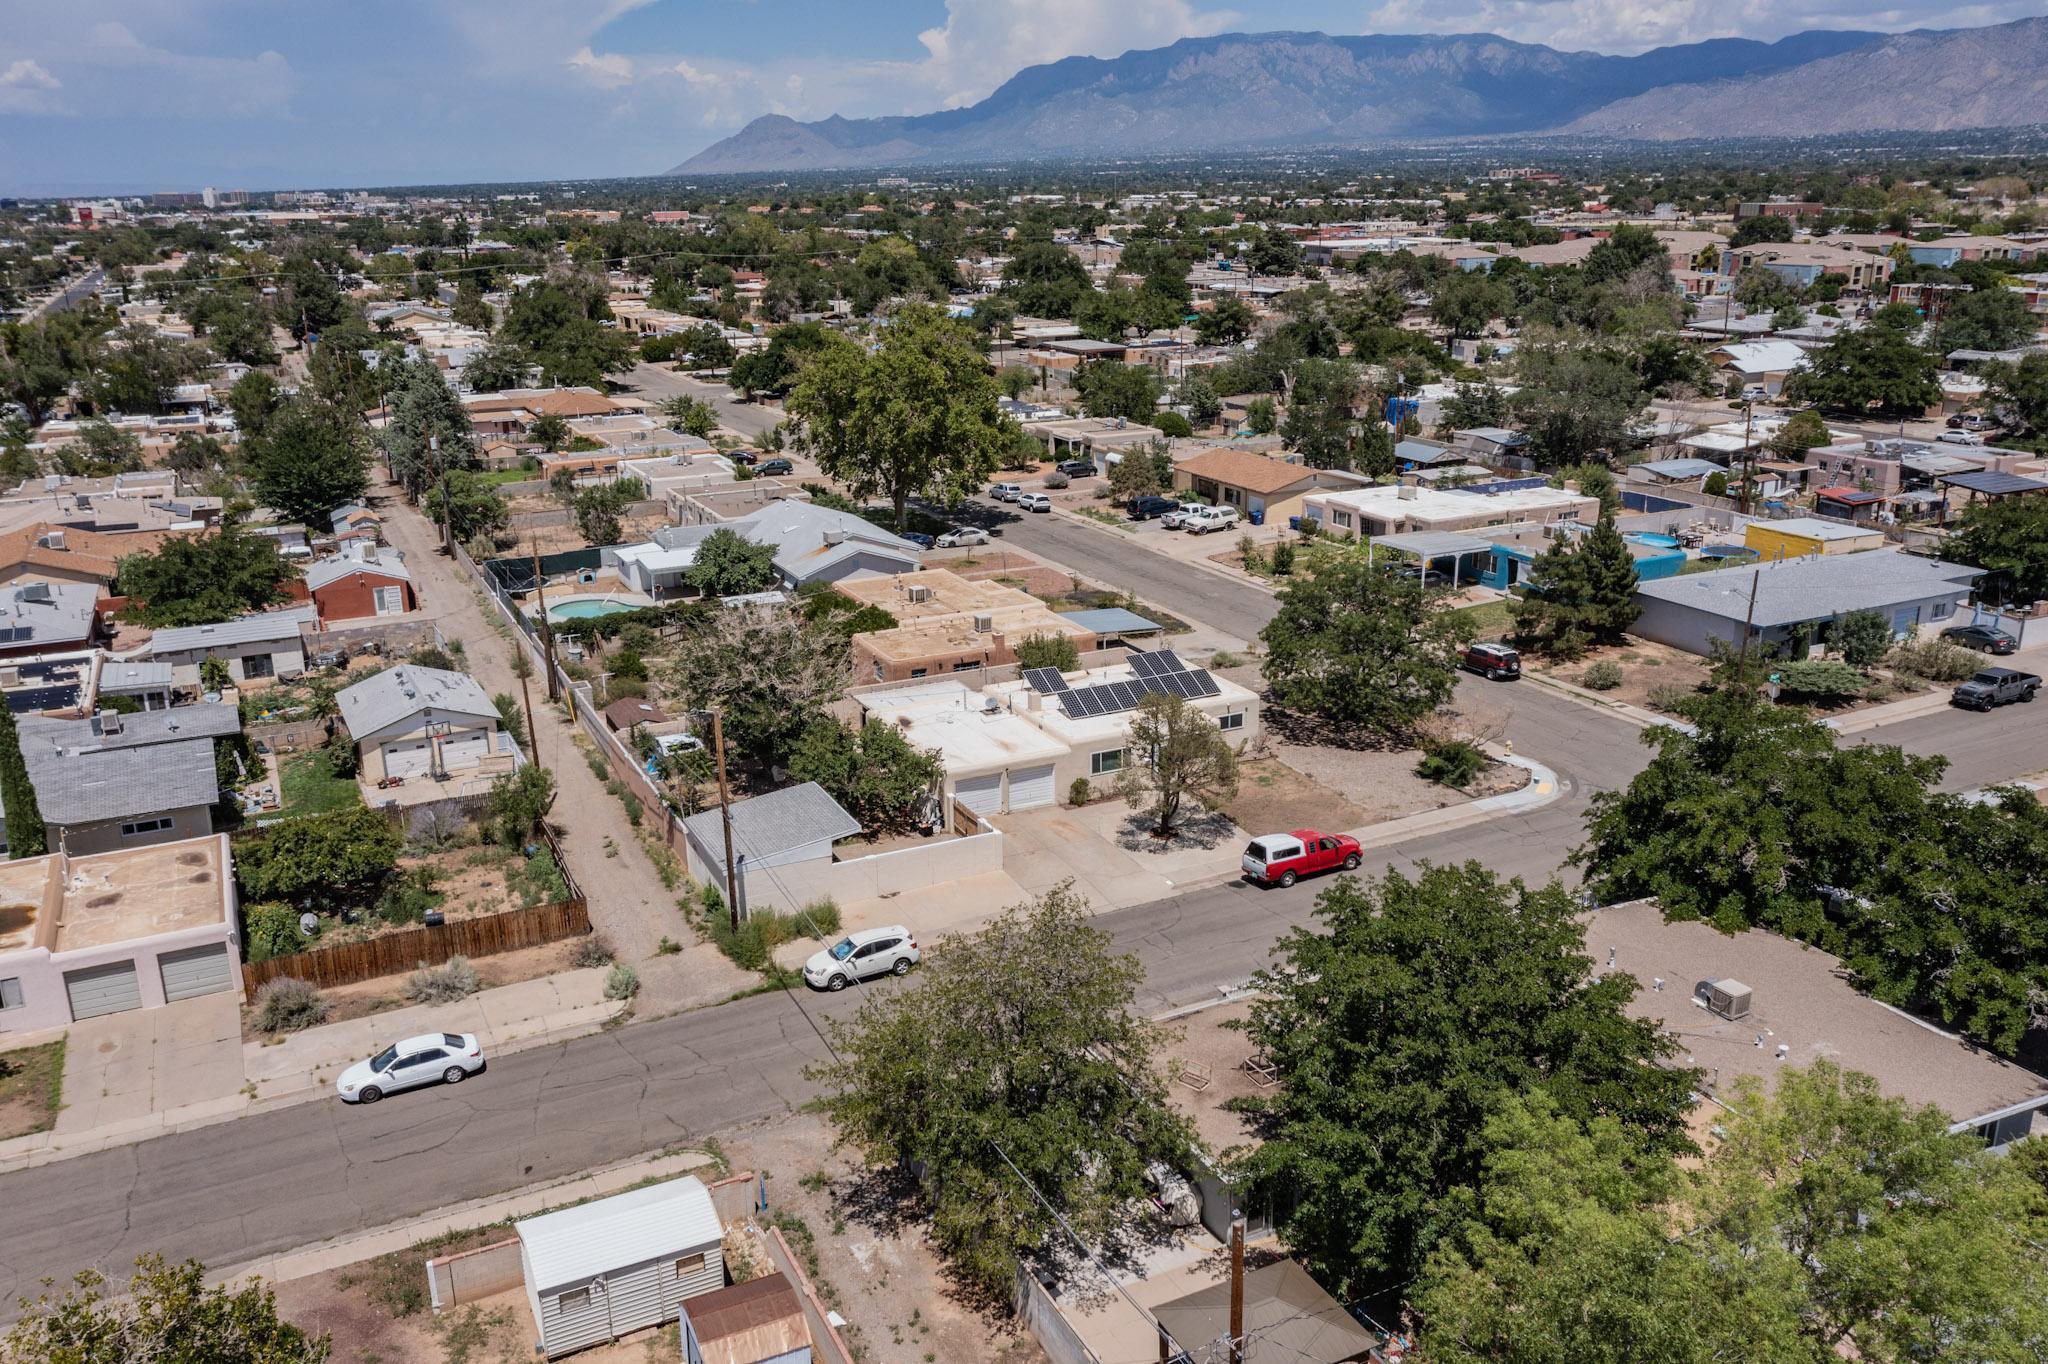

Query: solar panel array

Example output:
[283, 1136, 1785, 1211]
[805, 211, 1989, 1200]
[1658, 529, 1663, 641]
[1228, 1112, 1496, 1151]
[1128, 649, 1188, 679]
[1057, 652, 1220, 718]
[1023, 667, 1071, 694]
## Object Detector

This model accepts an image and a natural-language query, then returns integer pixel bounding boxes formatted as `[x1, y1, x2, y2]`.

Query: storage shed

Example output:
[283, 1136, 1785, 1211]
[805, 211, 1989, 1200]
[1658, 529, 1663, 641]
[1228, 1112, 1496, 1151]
[517, 1176, 726, 1358]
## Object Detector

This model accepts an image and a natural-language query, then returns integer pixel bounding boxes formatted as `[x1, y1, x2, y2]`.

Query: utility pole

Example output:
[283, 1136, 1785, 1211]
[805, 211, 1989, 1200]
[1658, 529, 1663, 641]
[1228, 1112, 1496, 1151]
[513, 648, 540, 770]
[1738, 398, 1755, 516]
[1228, 1217, 1246, 1364]
[530, 542, 560, 702]
[1734, 569, 1761, 692]
[710, 708, 739, 928]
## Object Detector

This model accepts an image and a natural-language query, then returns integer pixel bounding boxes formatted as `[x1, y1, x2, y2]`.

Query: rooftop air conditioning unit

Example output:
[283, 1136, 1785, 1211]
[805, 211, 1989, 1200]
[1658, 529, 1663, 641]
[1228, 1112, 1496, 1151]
[1703, 978, 1753, 1021]
[823, 528, 849, 546]
[973, 614, 994, 633]
[41, 530, 64, 550]
[906, 585, 931, 604]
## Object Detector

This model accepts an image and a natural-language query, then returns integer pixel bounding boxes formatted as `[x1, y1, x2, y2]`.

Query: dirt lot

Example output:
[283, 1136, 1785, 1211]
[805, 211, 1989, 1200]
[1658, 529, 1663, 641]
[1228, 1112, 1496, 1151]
[1259, 729, 1480, 826]
[1218, 758, 1368, 835]
[1159, 999, 1267, 1156]
[243, 938, 586, 1040]
[1530, 639, 1714, 713]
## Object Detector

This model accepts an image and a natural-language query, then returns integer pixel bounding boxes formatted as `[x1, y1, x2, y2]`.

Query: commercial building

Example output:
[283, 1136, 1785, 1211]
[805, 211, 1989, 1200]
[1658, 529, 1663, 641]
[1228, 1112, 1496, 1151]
[1301, 483, 1598, 540]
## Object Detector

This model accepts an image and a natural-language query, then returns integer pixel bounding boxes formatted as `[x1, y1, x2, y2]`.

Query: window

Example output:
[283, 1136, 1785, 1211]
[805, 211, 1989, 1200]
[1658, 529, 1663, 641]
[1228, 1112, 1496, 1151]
[909, 668, 927, 678]
[559, 1287, 592, 1311]
[0, 978, 21, 1010]
[873, 661, 885, 681]
[1328, 509, 1353, 530]
[373, 585, 405, 615]
[120, 817, 173, 838]
[953, 660, 980, 672]
[1929, 600, 1955, 620]
[675, 1253, 707, 1277]
[241, 653, 275, 679]
[1218, 711, 1245, 732]
[1090, 749, 1125, 776]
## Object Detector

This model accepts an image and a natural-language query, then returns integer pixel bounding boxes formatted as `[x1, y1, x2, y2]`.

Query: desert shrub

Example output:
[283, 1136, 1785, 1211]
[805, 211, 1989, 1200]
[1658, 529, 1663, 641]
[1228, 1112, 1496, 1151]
[1069, 777, 1091, 807]
[1772, 659, 1867, 704]
[1209, 650, 1244, 670]
[375, 867, 444, 925]
[513, 847, 569, 906]
[572, 935, 616, 969]
[1887, 636, 1979, 683]
[244, 900, 308, 962]
[1646, 684, 1694, 713]
[404, 955, 482, 1005]
[1862, 679, 1899, 704]
[1016, 633, 1081, 672]
[1415, 738, 1488, 788]
[604, 962, 641, 1000]
[1582, 661, 1624, 691]
[1833, 608, 1892, 668]
[705, 899, 841, 973]
[253, 977, 330, 1033]
[1042, 470, 1069, 489]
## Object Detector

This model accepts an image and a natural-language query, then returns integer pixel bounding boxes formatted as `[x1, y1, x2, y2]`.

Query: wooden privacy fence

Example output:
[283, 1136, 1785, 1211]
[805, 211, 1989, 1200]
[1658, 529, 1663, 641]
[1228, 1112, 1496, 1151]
[241, 896, 590, 998]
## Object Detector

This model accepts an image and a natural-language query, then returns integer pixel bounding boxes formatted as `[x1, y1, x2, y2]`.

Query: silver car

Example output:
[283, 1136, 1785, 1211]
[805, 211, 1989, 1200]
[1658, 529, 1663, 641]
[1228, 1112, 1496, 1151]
[936, 525, 991, 548]
[803, 926, 920, 991]
[336, 1032, 485, 1103]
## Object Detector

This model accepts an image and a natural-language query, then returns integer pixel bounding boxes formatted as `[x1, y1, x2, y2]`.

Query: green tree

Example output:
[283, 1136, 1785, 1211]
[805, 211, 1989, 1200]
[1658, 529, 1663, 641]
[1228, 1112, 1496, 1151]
[1729, 214, 1795, 248]
[115, 514, 297, 628]
[485, 763, 555, 849]
[1832, 608, 1893, 667]
[450, 279, 494, 331]
[424, 470, 510, 544]
[788, 718, 943, 834]
[235, 805, 402, 912]
[659, 394, 718, 439]
[1073, 360, 1160, 423]
[1236, 864, 1696, 1293]
[1013, 633, 1080, 671]
[0, 703, 45, 859]
[1000, 242, 1092, 319]
[573, 478, 643, 546]
[1933, 286, 2035, 355]
[786, 305, 1011, 530]
[1785, 323, 1941, 416]
[1441, 380, 1513, 432]
[527, 412, 570, 451]
[226, 370, 284, 441]
[808, 883, 1196, 1299]
[1429, 269, 1512, 339]
[1987, 351, 2048, 435]
[1179, 374, 1223, 427]
[1511, 339, 1646, 467]
[1113, 690, 1240, 838]
[676, 324, 735, 370]
[1947, 496, 2048, 604]
[460, 338, 531, 393]
[1260, 556, 1463, 737]
[1244, 396, 1277, 435]
[55, 419, 144, 477]
[666, 603, 845, 770]
[245, 401, 367, 527]
[1508, 515, 1639, 657]
[1, 1253, 329, 1364]
[1557, 461, 1622, 517]
[1279, 358, 1360, 469]
[384, 357, 478, 499]
[1107, 441, 1171, 501]
[279, 254, 347, 340]
[683, 528, 777, 597]
[1194, 295, 1256, 345]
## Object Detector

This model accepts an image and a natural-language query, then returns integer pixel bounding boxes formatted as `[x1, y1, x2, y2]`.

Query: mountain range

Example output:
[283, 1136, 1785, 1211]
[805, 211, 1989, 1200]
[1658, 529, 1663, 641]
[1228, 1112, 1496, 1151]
[670, 18, 2048, 173]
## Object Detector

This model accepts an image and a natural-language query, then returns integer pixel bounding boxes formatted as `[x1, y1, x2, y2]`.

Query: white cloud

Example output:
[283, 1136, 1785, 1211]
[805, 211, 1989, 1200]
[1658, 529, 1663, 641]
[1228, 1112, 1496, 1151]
[568, 46, 636, 89]
[0, 57, 63, 114]
[907, 0, 1239, 107]
[0, 59, 60, 90]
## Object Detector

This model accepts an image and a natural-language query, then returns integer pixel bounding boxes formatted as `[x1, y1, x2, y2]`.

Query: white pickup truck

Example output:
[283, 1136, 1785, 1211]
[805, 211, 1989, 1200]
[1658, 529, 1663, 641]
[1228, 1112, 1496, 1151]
[1181, 505, 1241, 534]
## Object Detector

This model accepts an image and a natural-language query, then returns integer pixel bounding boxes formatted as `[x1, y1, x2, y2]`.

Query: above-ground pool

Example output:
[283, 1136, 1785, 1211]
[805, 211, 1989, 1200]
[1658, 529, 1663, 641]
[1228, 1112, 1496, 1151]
[1697, 544, 1759, 561]
[1631, 532, 1681, 549]
[548, 598, 636, 622]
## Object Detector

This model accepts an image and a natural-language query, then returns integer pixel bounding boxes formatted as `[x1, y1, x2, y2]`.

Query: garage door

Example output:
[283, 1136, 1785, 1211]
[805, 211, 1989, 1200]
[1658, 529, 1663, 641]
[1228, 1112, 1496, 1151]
[65, 961, 141, 1020]
[158, 943, 233, 1002]
[1007, 763, 1056, 811]
[953, 772, 1002, 817]
[382, 739, 433, 779]
[439, 730, 491, 770]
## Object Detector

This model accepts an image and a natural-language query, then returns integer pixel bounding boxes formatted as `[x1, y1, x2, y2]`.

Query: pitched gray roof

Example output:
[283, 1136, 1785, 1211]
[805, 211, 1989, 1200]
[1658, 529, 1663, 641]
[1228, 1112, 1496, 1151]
[1634, 551, 1980, 629]
[147, 605, 317, 655]
[682, 781, 860, 866]
[98, 661, 173, 694]
[336, 665, 497, 740]
[14, 703, 239, 824]
[303, 545, 411, 593]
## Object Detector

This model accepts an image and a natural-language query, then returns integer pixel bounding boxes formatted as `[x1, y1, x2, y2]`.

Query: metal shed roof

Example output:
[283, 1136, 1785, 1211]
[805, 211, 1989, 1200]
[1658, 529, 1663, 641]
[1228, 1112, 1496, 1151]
[681, 781, 861, 862]
[1055, 607, 1162, 635]
[1940, 469, 2048, 497]
[516, 1176, 721, 1296]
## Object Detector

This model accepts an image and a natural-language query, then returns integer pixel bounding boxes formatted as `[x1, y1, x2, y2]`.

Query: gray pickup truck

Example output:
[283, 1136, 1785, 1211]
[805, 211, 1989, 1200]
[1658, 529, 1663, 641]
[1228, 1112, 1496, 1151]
[1951, 667, 2041, 711]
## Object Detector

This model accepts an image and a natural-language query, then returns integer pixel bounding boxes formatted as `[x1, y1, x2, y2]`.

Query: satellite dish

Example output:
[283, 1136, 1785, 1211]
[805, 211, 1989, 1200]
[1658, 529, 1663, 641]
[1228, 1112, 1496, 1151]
[298, 913, 320, 937]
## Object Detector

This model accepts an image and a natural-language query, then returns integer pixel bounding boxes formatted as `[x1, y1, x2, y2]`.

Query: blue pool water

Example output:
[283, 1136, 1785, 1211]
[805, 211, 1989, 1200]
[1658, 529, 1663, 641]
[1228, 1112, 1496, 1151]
[1631, 532, 1681, 549]
[548, 599, 633, 622]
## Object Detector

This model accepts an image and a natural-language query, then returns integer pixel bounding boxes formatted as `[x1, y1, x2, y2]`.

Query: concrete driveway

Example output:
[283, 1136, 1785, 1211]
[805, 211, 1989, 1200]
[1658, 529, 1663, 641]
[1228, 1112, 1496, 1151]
[56, 993, 244, 1136]
[994, 800, 1246, 912]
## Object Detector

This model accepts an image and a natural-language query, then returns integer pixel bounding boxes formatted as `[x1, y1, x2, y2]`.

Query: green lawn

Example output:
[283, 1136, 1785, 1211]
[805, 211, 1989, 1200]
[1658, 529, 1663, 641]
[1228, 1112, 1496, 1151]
[475, 467, 539, 487]
[277, 746, 364, 817]
[1447, 598, 1514, 640]
[0, 1038, 66, 1140]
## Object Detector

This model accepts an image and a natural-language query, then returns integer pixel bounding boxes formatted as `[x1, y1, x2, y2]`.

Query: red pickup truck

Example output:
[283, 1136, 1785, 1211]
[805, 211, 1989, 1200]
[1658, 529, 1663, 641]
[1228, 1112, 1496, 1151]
[1241, 829, 1363, 887]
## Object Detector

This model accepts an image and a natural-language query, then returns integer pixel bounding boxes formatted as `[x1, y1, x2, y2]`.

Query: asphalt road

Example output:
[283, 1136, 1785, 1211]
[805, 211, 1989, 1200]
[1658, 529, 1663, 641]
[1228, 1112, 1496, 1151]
[22, 267, 106, 322]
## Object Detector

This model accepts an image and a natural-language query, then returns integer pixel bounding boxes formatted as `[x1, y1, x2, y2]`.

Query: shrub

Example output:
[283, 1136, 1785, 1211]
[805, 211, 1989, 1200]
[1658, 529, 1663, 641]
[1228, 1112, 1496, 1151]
[513, 847, 569, 907]
[244, 901, 308, 962]
[1042, 470, 1069, 489]
[1415, 738, 1488, 789]
[253, 977, 329, 1033]
[657, 936, 682, 955]
[404, 955, 482, 1005]
[1069, 777, 1091, 807]
[1271, 542, 1295, 576]
[1209, 650, 1244, 670]
[604, 962, 641, 1001]
[375, 867, 444, 925]
[705, 899, 841, 973]
[1646, 684, 1694, 713]
[1833, 608, 1893, 668]
[1888, 636, 1978, 683]
[1582, 661, 1624, 691]
[1016, 633, 1081, 672]
[572, 935, 616, 969]
[1773, 659, 1867, 704]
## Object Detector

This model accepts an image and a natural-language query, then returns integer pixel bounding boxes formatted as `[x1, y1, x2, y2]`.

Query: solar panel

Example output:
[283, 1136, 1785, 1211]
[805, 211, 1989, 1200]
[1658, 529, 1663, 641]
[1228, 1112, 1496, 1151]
[1163, 672, 1198, 700]
[1186, 670, 1220, 698]
[1060, 691, 1088, 718]
[1128, 651, 1166, 679]
[1024, 667, 1070, 694]
[1074, 688, 1106, 717]
[1149, 649, 1188, 675]
[1108, 682, 1141, 710]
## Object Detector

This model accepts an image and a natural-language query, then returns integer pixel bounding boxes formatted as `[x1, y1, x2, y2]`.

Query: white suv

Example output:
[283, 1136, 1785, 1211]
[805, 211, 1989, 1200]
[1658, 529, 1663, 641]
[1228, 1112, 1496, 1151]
[804, 926, 920, 991]
[1182, 505, 1241, 534]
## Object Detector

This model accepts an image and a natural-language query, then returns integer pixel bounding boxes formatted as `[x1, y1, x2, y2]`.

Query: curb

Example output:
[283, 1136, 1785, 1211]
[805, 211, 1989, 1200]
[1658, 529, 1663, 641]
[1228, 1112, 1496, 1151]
[1520, 670, 1677, 731]
[1048, 505, 1282, 599]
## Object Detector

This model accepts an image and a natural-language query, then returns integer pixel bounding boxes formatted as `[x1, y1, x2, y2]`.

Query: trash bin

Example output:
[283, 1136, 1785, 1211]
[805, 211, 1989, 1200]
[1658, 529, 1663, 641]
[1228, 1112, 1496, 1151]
[1287, 515, 1301, 531]
[1249, 509, 1264, 526]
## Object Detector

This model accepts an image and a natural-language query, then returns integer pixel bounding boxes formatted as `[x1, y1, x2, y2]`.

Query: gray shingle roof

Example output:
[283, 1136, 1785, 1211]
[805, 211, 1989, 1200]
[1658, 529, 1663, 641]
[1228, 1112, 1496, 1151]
[682, 781, 860, 867]
[1635, 551, 1979, 629]
[336, 665, 497, 740]
[147, 605, 317, 655]
[14, 703, 239, 825]
[303, 546, 410, 593]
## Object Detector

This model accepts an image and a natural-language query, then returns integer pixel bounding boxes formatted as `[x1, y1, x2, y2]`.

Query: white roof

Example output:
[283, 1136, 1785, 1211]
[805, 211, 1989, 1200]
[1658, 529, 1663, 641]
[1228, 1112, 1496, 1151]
[517, 1176, 721, 1295]
[1755, 517, 1880, 542]
[872, 696, 1070, 776]
[613, 541, 701, 574]
[1714, 340, 1809, 374]
[1305, 483, 1591, 523]
[336, 664, 496, 739]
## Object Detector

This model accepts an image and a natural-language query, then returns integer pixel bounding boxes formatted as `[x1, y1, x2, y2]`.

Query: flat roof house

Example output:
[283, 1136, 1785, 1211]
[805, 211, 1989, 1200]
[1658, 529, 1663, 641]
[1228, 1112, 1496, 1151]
[836, 570, 1095, 683]
[516, 1176, 726, 1359]
[1588, 902, 2048, 1147]
[0, 581, 105, 659]
[1743, 517, 1887, 559]
[1708, 340, 1810, 397]
[0, 832, 241, 1033]
[1629, 551, 1980, 658]
[1171, 448, 1367, 524]
[337, 665, 512, 787]
[1302, 483, 1598, 540]
[145, 604, 317, 686]
[13, 703, 240, 855]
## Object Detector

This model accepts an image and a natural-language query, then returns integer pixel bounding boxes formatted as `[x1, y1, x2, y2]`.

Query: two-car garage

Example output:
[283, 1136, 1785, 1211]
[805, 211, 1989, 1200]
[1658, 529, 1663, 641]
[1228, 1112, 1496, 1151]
[949, 762, 1056, 818]
[61, 942, 236, 1021]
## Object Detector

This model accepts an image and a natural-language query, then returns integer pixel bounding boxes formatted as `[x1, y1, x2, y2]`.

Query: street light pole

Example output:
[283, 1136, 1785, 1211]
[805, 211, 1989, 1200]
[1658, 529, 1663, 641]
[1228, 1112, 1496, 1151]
[710, 708, 739, 928]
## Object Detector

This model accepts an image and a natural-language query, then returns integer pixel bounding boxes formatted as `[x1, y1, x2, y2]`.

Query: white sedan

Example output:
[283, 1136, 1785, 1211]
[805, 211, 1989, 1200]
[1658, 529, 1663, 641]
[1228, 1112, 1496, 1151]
[936, 525, 991, 548]
[336, 1032, 485, 1103]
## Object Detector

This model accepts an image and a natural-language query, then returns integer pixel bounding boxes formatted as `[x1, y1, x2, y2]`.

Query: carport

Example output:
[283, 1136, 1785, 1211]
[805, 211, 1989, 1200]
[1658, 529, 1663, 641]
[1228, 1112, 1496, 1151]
[1364, 529, 1497, 588]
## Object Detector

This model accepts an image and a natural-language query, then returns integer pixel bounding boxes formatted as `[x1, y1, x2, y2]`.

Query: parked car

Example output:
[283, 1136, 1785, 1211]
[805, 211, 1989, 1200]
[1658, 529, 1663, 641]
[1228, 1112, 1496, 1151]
[936, 525, 991, 548]
[900, 531, 936, 549]
[989, 482, 1023, 502]
[1017, 491, 1053, 513]
[754, 457, 794, 476]
[1127, 495, 1180, 521]
[336, 1032, 484, 1104]
[1459, 642, 1522, 680]
[729, 450, 759, 465]
[1159, 502, 1209, 529]
[1741, 385, 1769, 402]
[310, 648, 347, 671]
[1938, 429, 1986, 446]
[1182, 505, 1240, 534]
[1947, 413, 1992, 431]
[1941, 623, 2020, 655]
[1951, 667, 2040, 711]
[1057, 459, 1098, 479]
[1242, 830, 1363, 888]
[1394, 563, 1449, 587]
[803, 926, 920, 991]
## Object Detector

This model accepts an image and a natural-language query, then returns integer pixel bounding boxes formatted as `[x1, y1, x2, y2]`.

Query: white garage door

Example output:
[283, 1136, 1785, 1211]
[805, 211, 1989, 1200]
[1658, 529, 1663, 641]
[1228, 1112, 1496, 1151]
[1007, 763, 1056, 811]
[382, 738, 434, 779]
[158, 943, 233, 1002]
[439, 730, 492, 770]
[953, 772, 1002, 817]
[65, 961, 141, 1020]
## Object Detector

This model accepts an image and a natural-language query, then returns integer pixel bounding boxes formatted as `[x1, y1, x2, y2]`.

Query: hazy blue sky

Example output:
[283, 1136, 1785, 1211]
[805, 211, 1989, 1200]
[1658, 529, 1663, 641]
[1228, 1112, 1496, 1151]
[0, 1, 2030, 193]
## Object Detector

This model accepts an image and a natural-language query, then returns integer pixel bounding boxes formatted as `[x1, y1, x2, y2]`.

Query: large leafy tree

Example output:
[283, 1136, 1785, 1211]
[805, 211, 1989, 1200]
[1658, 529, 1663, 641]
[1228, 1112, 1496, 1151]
[1511, 337, 1647, 468]
[83, 324, 208, 415]
[1113, 690, 1240, 837]
[665, 603, 844, 770]
[1932, 286, 2035, 356]
[499, 277, 634, 388]
[1073, 359, 1161, 423]
[384, 356, 478, 500]
[1429, 268, 1512, 339]
[809, 884, 1196, 1300]
[1784, 320, 1941, 416]
[1946, 496, 2048, 605]
[1260, 555, 1463, 738]
[234, 805, 402, 912]
[278, 254, 348, 341]
[786, 304, 1011, 529]
[2, 1253, 329, 1364]
[683, 527, 777, 597]
[1194, 295, 1256, 346]
[1236, 864, 1696, 1294]
[115, 513, 297, 628]
[424, 470, 509, 545]
[245, 400, 368, 527]
[787, 718, 943, 834]
[1000, 241, 1092, 319]
[1987, 351, 2048, 436]
[1279, 358, 1362, 469]
[1508, 514, 1640, 657]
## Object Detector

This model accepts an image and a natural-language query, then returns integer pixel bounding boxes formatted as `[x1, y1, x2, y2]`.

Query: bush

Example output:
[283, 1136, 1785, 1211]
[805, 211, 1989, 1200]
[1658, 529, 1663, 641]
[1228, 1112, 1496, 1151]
[572, 935, 615, 969]
[404, 955, 482, 1005]
[1772, 659, 1867, 704]
[1015, 633, 1081, 672]
[1042, 470, 1069, 489]
[1415, 738, 1488, 789]
[1069, 777, 1091, 807]
[1582, 661, 1624, 691]
[1646, 684, 1694, 713]
[244, 901, 309, 962]
[375, 867, 444, 925]
[1833, 609, 1893, 668]
[253, 977, 330, 1033]
[604, 962, 641, 1001]
[1209, 650, 1244, 669]
[1888, 636, 1978, 683]
[513, 847, 569, 907]
[705, 899, 841, 973]
[1271, 542, 1295, 576]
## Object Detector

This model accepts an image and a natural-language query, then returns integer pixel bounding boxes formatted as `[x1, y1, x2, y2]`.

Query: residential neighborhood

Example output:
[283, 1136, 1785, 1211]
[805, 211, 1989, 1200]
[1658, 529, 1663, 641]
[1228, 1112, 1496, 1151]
[5, 9, 2048, 1363]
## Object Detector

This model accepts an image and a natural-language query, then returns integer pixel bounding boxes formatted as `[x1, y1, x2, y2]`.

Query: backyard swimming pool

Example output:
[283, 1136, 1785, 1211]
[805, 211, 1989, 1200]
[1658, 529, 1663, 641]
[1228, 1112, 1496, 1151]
[548, 599, 636, 622]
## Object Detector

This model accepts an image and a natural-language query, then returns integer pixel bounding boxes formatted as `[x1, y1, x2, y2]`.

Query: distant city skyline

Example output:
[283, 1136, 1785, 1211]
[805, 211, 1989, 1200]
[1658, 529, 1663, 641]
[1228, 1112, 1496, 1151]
[0, 0, 2031, 195]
